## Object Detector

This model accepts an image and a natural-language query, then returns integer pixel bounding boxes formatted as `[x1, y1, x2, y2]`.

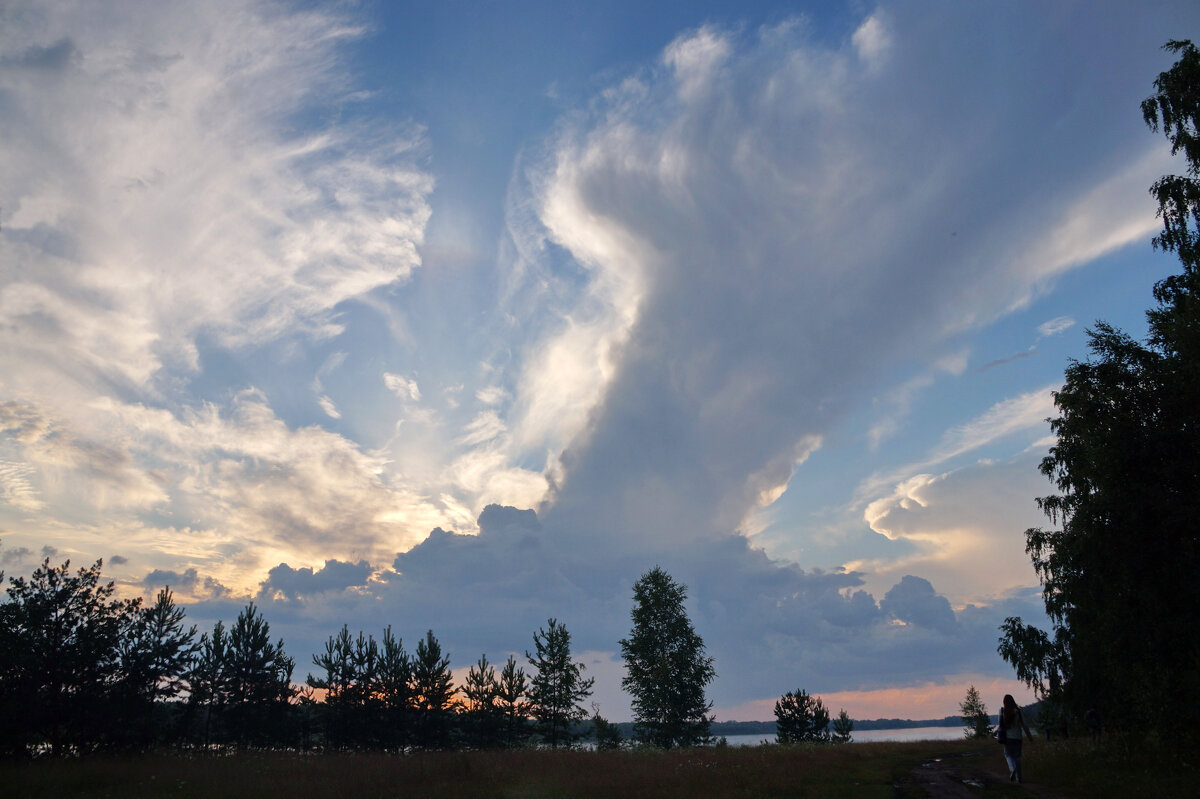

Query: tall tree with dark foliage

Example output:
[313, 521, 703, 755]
[999, 40, 1200, 733]
[0, 558, 140, 756]
[620, 567, 715, 748]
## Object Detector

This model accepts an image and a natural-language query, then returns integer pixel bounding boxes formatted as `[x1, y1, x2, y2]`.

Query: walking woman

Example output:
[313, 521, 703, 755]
[998, 694, 1033, 782]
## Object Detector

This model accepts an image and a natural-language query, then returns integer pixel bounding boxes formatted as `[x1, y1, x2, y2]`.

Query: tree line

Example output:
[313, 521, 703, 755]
[0, 560, 738, 757]
[998, 40, 1200, 739]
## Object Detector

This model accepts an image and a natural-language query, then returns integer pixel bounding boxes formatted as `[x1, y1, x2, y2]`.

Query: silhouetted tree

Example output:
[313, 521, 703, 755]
[527, 618, 593, 748]
[831, 709, 854, 744]
[376, 626, 413, 750]
[590, 704, 624, 750]
[226, 603, 294, 747]
[114, 587, 197, 748]
[959, 685, 994, 740]
[620, 567, 715, 748]
[411, 629, 457, 749]
[0, 558, 140, 756]
[189, 604, 293, 748]
[305, 624, 414, 751]
[774, 689, 829, 744]
[462, 653, 501, 748]
[188, 619, 228, 747]
[999, 40, 1200, 733]
[495, 654, 530, 748]
[308, 625, 373, 749]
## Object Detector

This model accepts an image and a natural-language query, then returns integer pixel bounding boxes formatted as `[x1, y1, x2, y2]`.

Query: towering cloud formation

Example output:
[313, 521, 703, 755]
[514, 14, 1161, 555]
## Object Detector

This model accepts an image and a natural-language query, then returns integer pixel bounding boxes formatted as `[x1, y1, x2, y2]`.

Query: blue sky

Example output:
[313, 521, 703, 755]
[1, 0, 1197, 721]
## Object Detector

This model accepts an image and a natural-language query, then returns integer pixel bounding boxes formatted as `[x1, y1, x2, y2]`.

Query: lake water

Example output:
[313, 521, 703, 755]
[722, 726, 964, 746]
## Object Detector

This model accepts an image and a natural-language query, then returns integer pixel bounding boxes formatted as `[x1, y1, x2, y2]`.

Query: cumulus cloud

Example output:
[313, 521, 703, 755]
[881, 575, 958, 634]
[144, 566, 231, 600]
[0, 545, 33, 566]
[257, 559, 373, 602]
[858, 456, 1050, 603]
[236, 504, 1047, 716]
[414, 9, 1143, 707]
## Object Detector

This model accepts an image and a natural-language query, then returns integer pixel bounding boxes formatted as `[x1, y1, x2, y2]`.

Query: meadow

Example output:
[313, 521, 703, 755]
[3, 736, 1197, 798]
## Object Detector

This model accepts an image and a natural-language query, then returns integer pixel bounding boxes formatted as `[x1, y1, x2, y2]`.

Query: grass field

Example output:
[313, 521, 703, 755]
[2, 737, 1197, 798]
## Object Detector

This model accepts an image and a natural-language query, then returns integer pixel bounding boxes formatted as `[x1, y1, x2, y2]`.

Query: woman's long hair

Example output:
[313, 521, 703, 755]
[1001, 694, 1018, 727]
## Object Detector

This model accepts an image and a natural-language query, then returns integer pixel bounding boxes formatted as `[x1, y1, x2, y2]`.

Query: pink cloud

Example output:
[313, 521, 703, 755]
[715, 675, 1035, 722]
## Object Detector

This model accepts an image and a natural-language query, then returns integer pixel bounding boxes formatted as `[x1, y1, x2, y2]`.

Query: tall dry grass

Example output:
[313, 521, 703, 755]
[5, 736, 1197, 798]
[0, 740, 970, 798]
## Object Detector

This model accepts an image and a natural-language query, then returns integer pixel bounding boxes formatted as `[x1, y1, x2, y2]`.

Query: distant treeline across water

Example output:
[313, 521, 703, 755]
[700, 716, 973, 740]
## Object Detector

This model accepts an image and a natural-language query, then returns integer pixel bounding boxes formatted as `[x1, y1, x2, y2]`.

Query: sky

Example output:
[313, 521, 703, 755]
[1, 0, 1197, 723]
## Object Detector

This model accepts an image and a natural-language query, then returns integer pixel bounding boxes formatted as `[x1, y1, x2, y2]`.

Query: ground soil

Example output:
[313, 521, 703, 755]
[899, 747, 1069, 798]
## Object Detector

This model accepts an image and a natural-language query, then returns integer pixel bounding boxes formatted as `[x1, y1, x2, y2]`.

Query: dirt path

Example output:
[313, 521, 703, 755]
[899, 749, 1069, 798]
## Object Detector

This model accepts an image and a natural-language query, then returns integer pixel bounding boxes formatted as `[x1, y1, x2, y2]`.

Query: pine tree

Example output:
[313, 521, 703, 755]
[411, 629, 457, 749]
[212, 604, 294, 748]
[188, 619, 229, 746]
[0, 558, 140, 756]
[376, 626, 413, 749]
[462, 653, 501, 748]
[115, 587, 198, 747]
[831, 709, 854, 744]
[959, 685, 994, 740]
[774, 689, 830, 744]
[526, 618, 593, 748]
[307, 625, 357, 749]
[495, 654, 530, 748]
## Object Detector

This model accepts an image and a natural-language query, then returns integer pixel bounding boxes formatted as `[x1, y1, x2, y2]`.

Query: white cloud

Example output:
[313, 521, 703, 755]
[0, 1, 442, 588]
[662, 26, 731, 101]
[1037, 316, 1075, 338]
[475, 385, 507, 405]
[857, 456, 1050, 605]
[935, 351, 970, 377]
[852, 14, 890, 70]
[853, 387, 1056, 513]
[0, 461, 44, 512]
[383, 372, 422, 401]
[313, 351, 348, 392]
[318, 396, 342, 420]
[932, 388, 1056, 464]
[0, 0, 432, 394]
[512, 11, 1136, 556]
[457, 411, 506, 447]
[1011, 147, 1168, 297]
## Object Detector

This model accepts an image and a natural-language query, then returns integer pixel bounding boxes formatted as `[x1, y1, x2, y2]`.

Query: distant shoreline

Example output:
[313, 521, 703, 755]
[608, 715, 990, 738]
